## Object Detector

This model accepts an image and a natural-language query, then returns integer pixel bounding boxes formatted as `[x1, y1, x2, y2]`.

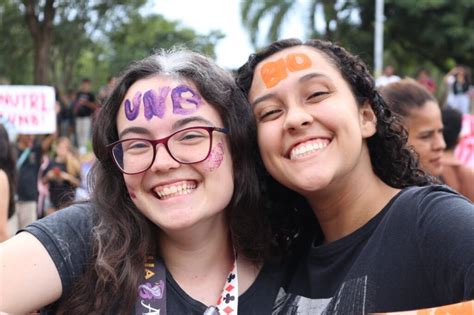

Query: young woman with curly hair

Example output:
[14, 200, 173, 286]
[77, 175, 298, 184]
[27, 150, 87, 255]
[236, 38, 474, 313]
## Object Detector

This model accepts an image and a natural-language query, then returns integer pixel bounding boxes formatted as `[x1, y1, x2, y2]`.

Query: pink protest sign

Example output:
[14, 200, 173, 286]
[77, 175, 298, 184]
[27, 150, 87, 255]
[0, 85, 56, 134]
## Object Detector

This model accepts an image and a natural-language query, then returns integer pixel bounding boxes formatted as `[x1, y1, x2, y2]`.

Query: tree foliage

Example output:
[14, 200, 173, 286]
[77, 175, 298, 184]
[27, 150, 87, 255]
[240, 0, 473, 76]
[0, 1, 223, 93]
[106, 13, 224, 76]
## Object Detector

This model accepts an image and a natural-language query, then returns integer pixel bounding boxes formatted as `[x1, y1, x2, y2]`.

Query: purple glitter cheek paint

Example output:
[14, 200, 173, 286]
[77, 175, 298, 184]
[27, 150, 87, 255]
[206, 142, 224, 172]
[171, 85, 202, 115]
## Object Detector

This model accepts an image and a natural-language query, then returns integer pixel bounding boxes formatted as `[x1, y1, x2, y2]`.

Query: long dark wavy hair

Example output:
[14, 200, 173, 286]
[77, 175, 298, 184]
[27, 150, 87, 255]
[235, 38, 433, 249]
[0, 124, 16, 219]
[58, 50, 272, 314]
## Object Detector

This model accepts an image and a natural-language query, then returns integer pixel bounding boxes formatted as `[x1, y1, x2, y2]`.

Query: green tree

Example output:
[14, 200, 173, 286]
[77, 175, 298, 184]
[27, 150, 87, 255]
[18, 0, 148, 84]
[0, 0, 33, 84]
[240, 0, 473, 75]
[106, 13, 224, 75]
[240, 0, 357, 48]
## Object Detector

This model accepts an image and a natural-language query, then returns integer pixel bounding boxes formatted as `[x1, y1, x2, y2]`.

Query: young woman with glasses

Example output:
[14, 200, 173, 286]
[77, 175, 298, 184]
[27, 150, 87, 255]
[0, 50, 287, 314]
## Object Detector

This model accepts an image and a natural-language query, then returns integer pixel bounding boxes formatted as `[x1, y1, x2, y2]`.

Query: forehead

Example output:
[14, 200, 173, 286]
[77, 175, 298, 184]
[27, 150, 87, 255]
[407, 101, 442, 127]
[249, 46, 339, 97]
[116, 75, 222, 134]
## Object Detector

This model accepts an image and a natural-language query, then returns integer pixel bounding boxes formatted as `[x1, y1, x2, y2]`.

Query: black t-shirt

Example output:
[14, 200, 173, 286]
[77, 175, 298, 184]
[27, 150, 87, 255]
[22, 203, 286, 314]
[275, 185, 474, 314]
[16, 141, 42, 201]
[74, 92, 96, 117]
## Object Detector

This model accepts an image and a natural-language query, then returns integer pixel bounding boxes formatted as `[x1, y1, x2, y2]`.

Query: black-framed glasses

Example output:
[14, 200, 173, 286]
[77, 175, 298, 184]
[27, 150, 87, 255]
[107, 126, 229, 175]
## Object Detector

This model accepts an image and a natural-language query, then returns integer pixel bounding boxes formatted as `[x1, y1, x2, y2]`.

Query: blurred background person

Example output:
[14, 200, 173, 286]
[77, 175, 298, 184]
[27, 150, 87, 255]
[380, 79, 446, 178]
[58, 88, 76, 141]
[441, 106, 474, 201]
[376, 65, 401, 87]
[72, 78, 97, 155]
[41, 137, 81, 215]
[0, 124, 16, 241]
[97, 75, 116, 105]
[415, 67, 437, 94]
[12, 134, 55, 232]
[444, 65, 472, 114]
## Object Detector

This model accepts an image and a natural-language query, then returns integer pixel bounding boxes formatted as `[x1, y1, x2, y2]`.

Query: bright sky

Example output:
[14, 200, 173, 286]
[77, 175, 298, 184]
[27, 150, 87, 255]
[152, 0, 305, 70]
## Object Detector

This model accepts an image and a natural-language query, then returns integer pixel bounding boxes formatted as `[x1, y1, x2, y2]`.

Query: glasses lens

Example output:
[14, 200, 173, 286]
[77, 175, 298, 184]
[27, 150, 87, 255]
[112, 139, 154, 174]
[169, 128, 211, 163]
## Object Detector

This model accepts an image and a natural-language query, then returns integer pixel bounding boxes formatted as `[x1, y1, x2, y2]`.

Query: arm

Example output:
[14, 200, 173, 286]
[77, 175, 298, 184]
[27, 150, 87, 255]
[0, 232, 62, 313]
[0, 170, 9, 242]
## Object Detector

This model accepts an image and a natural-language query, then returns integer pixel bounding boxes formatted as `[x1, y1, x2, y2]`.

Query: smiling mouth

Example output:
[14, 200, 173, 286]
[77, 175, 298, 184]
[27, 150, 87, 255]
[152, 181, 197, 200]
[289, 139, 330, 160]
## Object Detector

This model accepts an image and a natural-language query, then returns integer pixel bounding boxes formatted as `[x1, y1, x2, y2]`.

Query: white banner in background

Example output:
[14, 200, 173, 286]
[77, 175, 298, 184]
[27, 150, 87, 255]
[0, 85, 56, 134]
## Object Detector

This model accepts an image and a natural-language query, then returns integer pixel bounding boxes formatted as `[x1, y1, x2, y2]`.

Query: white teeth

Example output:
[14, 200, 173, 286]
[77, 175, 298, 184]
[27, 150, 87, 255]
[290, 140, 329, 160]
[155, 183, 196, 199]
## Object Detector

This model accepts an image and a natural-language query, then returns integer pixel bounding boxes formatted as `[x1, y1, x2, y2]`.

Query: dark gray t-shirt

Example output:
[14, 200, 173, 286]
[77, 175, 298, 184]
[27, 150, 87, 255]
[22, 203, 286, 314]
[274, 185, 474, 314]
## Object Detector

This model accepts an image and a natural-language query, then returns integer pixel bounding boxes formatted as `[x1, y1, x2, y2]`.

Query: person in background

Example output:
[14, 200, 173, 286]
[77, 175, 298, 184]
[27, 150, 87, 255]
[236, 38, 474, 313]
[380, 79, 446, 178]
[375, 65, 401, 87]
[444, 65, 472, 114]
[97, 75, 117, 105]
[58, 88, 76, 140]
[0, 124, 16, 241]
[0, 49, 287, 314]
[41, 137, 81, 215]
[415, 67, 436, 94]
[73, 78, 97, 155]
[13, 134, 55, 232]
[441, 106, 474, 201]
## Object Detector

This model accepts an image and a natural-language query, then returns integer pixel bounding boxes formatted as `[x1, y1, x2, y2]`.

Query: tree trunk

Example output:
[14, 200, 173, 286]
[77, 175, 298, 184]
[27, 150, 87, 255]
[23, 0, 55, 84]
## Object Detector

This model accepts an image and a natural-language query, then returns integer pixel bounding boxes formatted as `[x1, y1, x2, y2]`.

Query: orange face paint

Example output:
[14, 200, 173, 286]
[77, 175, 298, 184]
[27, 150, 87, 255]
[286, 53, 312, 72]
[260, 53, 312, 88]
[260, 58, 287, 89]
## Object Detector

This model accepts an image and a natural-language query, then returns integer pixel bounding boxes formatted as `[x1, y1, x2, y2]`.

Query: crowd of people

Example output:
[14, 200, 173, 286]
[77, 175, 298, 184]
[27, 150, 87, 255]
[0, 38, 473, 314]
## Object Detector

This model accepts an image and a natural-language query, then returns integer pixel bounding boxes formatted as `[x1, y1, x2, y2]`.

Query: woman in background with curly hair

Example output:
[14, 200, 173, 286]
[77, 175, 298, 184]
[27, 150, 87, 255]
[0, 124, 16, 242]
[236, 38, 474, 313]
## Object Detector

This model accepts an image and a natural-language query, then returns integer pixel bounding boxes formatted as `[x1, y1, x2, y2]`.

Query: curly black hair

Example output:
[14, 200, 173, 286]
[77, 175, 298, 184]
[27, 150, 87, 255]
[235, 38, 433, 250]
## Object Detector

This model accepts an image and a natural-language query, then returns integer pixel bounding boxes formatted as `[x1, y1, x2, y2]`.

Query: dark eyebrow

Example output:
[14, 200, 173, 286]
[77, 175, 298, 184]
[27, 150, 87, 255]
[119, 126, 150, 139]
[171, 116, 214, 130]
[118, 116, 215, 139]
[298, 72, 328, 83]
[251, 93, 277, 108]
[251, 72, 329, 107]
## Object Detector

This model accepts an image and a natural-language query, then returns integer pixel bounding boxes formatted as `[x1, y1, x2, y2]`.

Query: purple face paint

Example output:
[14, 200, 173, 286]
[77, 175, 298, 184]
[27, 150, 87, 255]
[171, 85, 202, 115]
[124, 91, 141, 120]
[143, 89, 159, 120]
[156, 86, 170, 118]
[206, 141, 224, 172]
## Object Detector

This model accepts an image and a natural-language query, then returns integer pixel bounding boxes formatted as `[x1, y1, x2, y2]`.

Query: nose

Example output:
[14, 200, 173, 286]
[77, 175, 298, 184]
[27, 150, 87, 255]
[283, 103, 314, 132]
[149, 144, 180, 172]
[433, 132, 446, 151]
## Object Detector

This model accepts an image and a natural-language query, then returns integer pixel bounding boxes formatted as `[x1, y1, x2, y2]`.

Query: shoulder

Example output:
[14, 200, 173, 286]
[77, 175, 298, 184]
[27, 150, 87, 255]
[25, 203, 94, 241]
[385, 185, 474, 232]
[0, 169, 7, 184]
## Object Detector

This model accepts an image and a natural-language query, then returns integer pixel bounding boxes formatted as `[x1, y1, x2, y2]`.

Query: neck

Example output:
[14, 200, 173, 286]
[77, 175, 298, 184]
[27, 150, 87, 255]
[158, 215, 234, 306]
[305, 158, 400, 243]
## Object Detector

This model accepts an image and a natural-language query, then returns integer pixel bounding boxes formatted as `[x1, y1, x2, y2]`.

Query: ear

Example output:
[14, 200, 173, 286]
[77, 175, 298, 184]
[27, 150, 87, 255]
[359, 102, 377, 138]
